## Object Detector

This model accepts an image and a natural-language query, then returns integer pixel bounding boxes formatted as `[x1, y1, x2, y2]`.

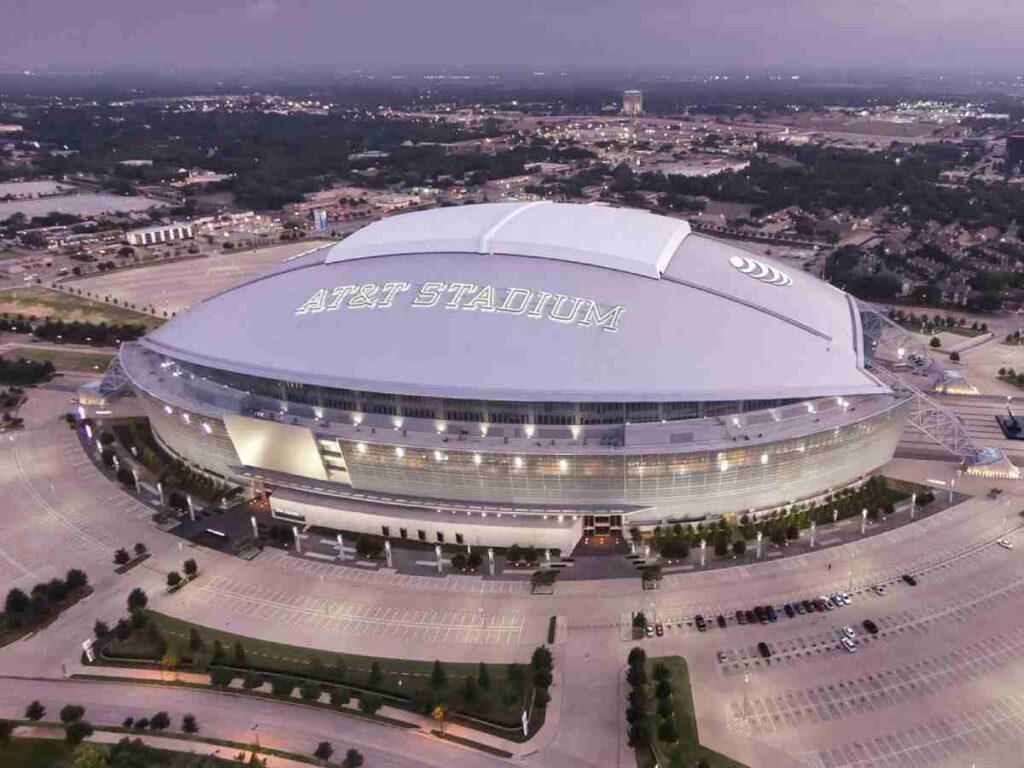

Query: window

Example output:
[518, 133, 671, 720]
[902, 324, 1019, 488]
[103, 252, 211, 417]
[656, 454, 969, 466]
[455, 533, 464, 545]
[381, 525, 390, 538]
[436, 531, 445, 543]
[399, 527, 407, 539]
[417, 529, 426, 542]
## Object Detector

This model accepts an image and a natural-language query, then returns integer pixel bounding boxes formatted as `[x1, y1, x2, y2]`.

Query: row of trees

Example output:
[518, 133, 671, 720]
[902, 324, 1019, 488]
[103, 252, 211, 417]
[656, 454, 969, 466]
[3, 568, 88, 630]
[32, 318, 147, 346]
[646, 478, 925, 561]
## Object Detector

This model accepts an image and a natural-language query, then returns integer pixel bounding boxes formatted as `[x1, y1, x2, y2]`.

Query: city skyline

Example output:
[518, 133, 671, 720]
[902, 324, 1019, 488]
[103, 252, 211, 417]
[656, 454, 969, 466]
[4, 0, 1024, 75]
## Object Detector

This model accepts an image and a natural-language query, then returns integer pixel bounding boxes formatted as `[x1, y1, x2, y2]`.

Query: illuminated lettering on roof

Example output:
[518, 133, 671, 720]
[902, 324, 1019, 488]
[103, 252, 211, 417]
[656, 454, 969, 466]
[295, 281, 626, 332]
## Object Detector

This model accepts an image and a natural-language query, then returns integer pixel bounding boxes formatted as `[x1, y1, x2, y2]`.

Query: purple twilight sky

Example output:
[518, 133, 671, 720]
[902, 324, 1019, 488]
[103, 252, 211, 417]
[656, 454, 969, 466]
[2, 0, 1021, 74]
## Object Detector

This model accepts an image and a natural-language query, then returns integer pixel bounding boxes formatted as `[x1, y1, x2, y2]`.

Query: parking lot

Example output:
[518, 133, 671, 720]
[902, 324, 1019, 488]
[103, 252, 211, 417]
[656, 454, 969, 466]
[192, 574, 527, 647]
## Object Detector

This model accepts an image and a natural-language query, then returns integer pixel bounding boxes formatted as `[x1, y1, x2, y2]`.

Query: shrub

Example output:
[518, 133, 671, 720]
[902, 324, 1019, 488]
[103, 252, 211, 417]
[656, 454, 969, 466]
[329, 687, 350, 706]
[359, 693, 382, 715]
[113, 549, 130, 566]
[209, 667, 234, 688]
[183, 559, 198, 578]
[242, 671, 264, 690]
[166, 571, 182, 589]
[182, 713, 198, 734]
[271, 676, 296, 697]
[24, 700, 45, 721]
[467, 551, 482, 570]
[4, 588, 28, 615]
[657, 717, 679, 744]
[149, 711, 170, 730]
[133, 718, 149, 730]
[732, 539, 746, 555]
[93, 620, 109, 639]
[451, 552, 467, 570]
[133, 542, 147, 557]
[300, 682, 322, 701]
[342, 748, 365, 768]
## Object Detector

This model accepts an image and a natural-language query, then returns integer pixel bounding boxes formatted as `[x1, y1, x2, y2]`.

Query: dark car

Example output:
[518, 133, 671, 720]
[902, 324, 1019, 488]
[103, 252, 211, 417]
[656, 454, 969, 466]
[862, 619, 879, 635]
[716, 615, 727, 629]
[655, 622, 664, 637]
[754, 606, 767, 623]
[783, 604, 795, 619]
[901, 574, 917, 586]
[736, 609, 747, 625]
[745, 609, 756, 624]
[801, 599, 814, 613]
[757, 641, 772, 659]
[812, 599, 827, 612]
[695, 615, 707, 632]
[766, 606, 778, 622]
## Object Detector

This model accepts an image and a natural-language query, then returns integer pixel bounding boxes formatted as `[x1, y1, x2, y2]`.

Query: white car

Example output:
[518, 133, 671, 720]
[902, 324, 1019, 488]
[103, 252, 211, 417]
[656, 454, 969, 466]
[820, 596, 834, 610]
[997, 539, 1013, 550]
[840, 637, 858, 654]
[840, 592, 852, 605]
[842, 626, 857, 641]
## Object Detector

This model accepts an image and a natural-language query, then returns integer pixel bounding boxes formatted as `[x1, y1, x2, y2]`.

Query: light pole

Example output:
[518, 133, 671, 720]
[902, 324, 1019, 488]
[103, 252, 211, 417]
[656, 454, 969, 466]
[251, 723, 260, 751]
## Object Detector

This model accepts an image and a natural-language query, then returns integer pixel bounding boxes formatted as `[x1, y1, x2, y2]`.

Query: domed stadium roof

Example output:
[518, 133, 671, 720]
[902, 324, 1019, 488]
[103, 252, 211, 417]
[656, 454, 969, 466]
[141, 202, 887, 403]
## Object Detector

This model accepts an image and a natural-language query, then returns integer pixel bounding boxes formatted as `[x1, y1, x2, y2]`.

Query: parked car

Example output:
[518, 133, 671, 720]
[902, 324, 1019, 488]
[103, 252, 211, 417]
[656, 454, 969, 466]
[998, 539, 1013, 550]
[736, 609, 747, 625]
[840, 592, 852, 605]
[841, 626, 857, 641]
[801, 600, 814, 613]
[745, 609, 756, 624]
[862, 619, 879, 635]
[754, 606, 767, 623]
[695, 615, 707, 632]
[645, 624, 655, 638]
[840, 637, 858, 654]
[812, 599, 827, 612]
[783, 603, 795, 619]
[766, 606, 778, 622]
[901, 574, 918, 586]
[716, 615, 727, 629]
[655, 622, 664, 637]
[757, 641, 771, 659]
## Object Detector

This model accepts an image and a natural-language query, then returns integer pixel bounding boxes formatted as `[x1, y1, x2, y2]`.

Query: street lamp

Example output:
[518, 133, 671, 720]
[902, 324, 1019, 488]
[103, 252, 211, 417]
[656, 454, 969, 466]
[251, 723, 260, 750]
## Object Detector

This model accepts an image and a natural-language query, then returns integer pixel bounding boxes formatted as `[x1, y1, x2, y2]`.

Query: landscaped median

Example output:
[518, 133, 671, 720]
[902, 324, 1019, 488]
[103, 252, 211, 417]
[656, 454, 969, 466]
[1, 569, 92, 650]
[85, 606, 551, 744]
[626, 650, 746, 768]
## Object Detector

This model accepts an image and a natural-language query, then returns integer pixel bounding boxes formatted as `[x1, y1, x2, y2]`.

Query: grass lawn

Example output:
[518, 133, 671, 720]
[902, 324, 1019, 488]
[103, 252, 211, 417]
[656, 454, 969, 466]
[0, 737, 74, 768]
[636, 656, 747, 768]
[5, 345, 114, 373]
[0, 286, 162, 329]
[103, 611, 531, 730]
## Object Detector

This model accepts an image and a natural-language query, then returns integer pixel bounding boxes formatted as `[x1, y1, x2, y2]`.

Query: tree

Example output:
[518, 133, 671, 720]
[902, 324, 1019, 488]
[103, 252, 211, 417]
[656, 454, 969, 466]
[467, 551, 482, 571]
[627, 647, 647, 668]
[149, 711, 170, 730]
[342, 748, 365, 768]
[60, 704, 86, 723]
[930, 336, 941, 348]
[166, 571, 182, 589]
[950, 350, 961, 362]
[24, 700, 45, 721]
[183, 558, 198, 578]
[430, 660, 447, 690]
[632, 611, 648, 630]
[93, 620, 109, 640]
[133, 542, 147, 558]
[211, 640, 226, 665]
[126, 587, 147, 612]
[477, 662, 491, 690]
[66, 569, 88, 591]
[314, 741, 334, 764]
[113, 549, 130, 566]
[65, 720, 94, 745]
[369, 661, 382, 687]
[330, 687, 350, 706]
[181, 713, 199, 734]
[4, 587, 28, 615]
[189, 627, 204, 653]
[233, 640, 247, 666]
[0, 720, 13, 744]
[451, 552, 467, 571]
[210, 667, 234, 687]
[658, 717, 679, 743]
[71, 745, 109, 768]
[732, 539, 746, 556]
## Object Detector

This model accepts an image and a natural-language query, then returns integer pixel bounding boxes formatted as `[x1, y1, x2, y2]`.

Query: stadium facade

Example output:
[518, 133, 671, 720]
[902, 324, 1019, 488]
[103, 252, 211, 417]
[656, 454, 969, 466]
[119, 202, 912, 552]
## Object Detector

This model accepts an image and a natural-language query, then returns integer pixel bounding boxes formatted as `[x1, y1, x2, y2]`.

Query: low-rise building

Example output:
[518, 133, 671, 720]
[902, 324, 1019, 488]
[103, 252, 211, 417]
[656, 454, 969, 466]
[126, 222, 194, 247]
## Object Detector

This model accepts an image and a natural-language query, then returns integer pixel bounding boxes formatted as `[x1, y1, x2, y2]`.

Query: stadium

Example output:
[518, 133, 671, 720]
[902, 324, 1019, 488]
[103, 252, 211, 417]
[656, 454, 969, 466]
[118, 202, 913, 552]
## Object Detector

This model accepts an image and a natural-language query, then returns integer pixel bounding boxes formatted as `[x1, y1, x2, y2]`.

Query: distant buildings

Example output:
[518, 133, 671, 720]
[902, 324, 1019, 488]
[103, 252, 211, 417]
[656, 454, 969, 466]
[622, 90, 643, 117]
[126, 222, 194, 247]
